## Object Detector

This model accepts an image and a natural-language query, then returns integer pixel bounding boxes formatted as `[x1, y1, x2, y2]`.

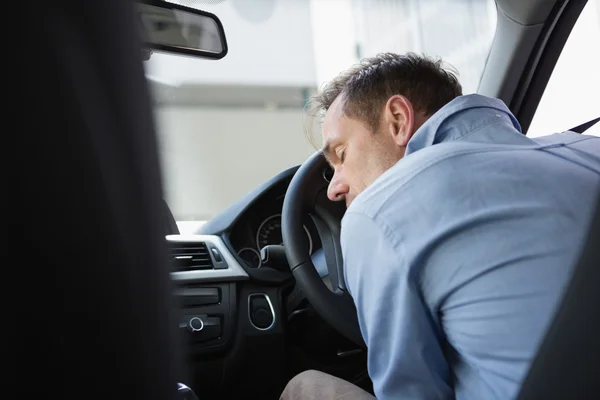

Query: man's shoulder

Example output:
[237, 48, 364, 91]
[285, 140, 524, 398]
[352, 131, 600, 219]
[349, 144, 481, 219]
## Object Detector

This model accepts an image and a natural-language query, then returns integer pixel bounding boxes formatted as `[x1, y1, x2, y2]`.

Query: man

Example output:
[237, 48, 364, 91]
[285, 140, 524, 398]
[280, 53, 600, 399]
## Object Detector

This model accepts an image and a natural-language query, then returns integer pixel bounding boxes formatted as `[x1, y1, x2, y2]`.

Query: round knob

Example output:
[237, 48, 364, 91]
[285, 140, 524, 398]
[188, 317, 204, 332]
[252, 308, 273, 329]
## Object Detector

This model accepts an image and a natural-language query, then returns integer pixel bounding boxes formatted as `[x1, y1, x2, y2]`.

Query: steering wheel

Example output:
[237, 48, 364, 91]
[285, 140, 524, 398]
[282, 151, 365, 347]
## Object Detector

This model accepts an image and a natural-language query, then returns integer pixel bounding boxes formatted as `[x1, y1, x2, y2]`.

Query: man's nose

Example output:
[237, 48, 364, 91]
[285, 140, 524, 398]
[327, 175, 349, 202]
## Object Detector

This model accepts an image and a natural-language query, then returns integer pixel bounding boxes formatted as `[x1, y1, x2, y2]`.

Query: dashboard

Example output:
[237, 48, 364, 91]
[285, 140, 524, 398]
[197, 165, 336, 277]
[168, 164, 359, 398]
[228, 193, 321, 268]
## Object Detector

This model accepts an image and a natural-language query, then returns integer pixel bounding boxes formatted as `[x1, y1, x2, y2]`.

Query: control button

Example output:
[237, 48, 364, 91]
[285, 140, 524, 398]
[188, 317, 204, 332]
[252, 308, 273, 329]
[248, 294, 275, 330]
[207, 244, 228, 269]
[175, 287, 220, 307]
[210, 248, 223, 262]
[181, 315, 222, 342]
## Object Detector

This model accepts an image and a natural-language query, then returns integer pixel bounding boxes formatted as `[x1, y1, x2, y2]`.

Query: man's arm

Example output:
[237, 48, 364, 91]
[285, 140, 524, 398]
[341, 211, 453, 400]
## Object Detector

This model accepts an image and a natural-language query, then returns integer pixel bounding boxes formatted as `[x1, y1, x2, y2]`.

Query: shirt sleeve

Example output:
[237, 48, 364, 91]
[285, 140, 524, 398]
[341, 211, 453, 400]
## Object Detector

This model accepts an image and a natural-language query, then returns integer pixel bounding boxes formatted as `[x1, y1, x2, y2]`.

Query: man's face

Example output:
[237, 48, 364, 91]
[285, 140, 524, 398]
[321, 95, 421, 207]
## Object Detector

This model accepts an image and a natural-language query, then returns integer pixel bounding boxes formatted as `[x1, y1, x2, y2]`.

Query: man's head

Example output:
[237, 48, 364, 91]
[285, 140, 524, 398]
[313, 52, 462, 206]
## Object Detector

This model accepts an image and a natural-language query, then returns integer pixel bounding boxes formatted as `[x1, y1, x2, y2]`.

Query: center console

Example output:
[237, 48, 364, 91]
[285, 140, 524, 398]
[167, 234, 249, 355]
[175, 282, 237, 353]
[167, 234, 287, 399]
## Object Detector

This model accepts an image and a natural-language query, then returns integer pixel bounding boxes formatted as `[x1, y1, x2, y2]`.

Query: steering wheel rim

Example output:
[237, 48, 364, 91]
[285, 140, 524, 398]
[282, 151, 365, 347]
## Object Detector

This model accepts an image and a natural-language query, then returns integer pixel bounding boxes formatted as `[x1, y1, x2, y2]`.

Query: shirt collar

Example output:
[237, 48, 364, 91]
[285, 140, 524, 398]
[405, 94, 522, 156]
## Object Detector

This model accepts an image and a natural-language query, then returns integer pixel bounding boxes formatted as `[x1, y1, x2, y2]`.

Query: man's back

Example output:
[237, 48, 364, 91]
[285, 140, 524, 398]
[341, 95, 600, 399]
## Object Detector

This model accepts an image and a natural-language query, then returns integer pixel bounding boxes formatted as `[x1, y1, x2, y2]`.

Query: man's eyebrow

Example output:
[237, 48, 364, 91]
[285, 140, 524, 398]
[321, 140, 333, 162]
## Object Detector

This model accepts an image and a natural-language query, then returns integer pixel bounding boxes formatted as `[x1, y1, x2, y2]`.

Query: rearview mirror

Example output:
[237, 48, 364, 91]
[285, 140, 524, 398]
[137, 0, 228, 60]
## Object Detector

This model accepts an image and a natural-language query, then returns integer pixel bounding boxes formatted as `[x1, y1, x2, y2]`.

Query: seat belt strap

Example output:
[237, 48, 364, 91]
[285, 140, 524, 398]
[569, 116, 599, 133]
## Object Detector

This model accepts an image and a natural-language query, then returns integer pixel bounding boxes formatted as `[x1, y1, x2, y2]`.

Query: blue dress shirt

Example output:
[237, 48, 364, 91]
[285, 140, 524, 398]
[341, 94, 600, 399]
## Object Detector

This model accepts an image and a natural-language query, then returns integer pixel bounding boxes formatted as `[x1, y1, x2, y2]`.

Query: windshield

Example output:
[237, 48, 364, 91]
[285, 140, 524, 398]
[146, 0, 498, 232]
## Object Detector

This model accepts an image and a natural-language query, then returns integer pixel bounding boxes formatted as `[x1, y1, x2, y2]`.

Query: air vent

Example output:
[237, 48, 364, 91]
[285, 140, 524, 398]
[169, 241, 214, 271]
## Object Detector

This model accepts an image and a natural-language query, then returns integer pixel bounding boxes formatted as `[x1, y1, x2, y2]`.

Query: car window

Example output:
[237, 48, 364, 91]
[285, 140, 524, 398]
[148, 0, 498, 231]
[528, 0, 600, 137]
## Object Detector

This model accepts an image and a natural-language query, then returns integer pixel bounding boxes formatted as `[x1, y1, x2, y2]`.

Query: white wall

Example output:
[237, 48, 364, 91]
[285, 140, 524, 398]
[350, 0, 497, 94]
[309, 0, 358, 88]
[156, 106, 316, 221]
[145, 0, 317, 86]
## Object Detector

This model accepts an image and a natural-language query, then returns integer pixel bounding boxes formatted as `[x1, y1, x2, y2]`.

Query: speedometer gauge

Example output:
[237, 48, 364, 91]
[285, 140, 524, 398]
[256, 214, 313, 254]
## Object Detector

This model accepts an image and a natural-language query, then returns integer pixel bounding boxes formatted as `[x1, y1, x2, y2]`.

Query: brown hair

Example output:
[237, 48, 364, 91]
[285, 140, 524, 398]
[306, 52, 462, 146]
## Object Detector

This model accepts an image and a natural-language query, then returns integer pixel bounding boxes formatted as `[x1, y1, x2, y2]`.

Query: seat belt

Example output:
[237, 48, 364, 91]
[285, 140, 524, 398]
[568, 116, 599, 133]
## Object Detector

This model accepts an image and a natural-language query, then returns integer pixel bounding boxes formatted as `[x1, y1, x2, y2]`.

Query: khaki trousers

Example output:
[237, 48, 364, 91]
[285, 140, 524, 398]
[280, 370, 376, 400]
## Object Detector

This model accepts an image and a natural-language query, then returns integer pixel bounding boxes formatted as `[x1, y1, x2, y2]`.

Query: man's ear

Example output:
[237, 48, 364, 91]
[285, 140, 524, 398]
[384, 95, 415, 147]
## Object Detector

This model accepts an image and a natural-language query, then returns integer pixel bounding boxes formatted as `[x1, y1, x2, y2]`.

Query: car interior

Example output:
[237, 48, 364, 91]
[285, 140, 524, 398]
[8, 0, 599, 399]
